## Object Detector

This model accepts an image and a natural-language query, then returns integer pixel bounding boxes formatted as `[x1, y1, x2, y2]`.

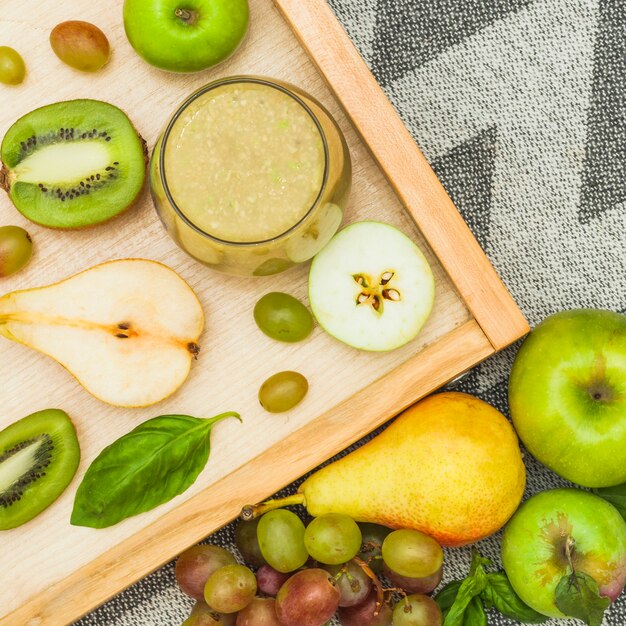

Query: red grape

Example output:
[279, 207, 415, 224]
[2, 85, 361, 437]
[257, 564, 291, 597]
[236, 597, 281, 625]
[384, 563, 443, 594]
[338, 589, 393, 626]
[176, 545, 237, 601]
[275, 568, 340, 626]
[392, 594, 443, 626]
[324, 560, 372, 607]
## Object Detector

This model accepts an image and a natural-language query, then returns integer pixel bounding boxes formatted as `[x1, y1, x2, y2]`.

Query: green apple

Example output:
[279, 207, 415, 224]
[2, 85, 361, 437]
[123, 0, 249, 72]
[502, 489, 626, 618]
[509, 308, 626, 487]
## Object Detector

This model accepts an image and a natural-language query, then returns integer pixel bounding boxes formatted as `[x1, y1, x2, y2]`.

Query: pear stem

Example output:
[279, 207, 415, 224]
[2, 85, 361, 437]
[353, 556, 385, 616]
[241, 493, 306, 520]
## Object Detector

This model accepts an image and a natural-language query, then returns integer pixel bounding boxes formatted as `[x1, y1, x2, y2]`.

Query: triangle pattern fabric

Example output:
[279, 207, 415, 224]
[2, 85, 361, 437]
[371, 0, 536, 85]
[431, 126, 497, 253]
[578, 0, 626, 223]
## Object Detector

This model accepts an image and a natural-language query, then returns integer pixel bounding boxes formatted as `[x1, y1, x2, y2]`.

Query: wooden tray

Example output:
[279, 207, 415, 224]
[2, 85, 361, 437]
[0, 1, 528, 624]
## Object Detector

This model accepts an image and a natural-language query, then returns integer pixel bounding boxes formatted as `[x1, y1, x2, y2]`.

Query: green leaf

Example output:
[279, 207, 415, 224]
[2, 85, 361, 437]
[436, 580, 463, 617]
[443, 564, 488, 626]
[469, 549, 492, 575]
[463, 597, 487, 626]
[482, 572, 548, 623]
[554, 572, 610, 626]
[71, 412, 240, 528]
[593, 483, 626, 521]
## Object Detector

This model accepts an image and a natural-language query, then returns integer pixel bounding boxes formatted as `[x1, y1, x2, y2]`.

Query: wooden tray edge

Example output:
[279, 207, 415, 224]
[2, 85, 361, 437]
[274, 0, 530, 349]
[6, 320, 493, 626]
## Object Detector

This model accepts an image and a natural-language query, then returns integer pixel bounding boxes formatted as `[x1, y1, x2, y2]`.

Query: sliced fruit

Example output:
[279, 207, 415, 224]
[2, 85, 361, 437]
[0, 409, 80, 530]
[309, 221, 435, 351]
[0, 99, 147, 228]
[50, 21, 111, 72]
[0, 259, 204, 407]
[0, 225, 33, 277]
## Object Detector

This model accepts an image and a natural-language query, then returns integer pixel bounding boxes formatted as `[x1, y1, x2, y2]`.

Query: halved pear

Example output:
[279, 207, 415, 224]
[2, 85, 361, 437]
[0, 259, 204, 407]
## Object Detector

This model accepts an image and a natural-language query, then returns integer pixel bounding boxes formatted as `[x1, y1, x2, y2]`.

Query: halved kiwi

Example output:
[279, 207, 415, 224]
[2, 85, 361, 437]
[0, 99, 147, 228]
[0, 409, 80, 530]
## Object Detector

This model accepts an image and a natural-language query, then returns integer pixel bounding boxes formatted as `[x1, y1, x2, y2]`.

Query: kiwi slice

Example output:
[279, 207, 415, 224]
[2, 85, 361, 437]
[0, 409, 80, 530]
[0, 99, 147, 229]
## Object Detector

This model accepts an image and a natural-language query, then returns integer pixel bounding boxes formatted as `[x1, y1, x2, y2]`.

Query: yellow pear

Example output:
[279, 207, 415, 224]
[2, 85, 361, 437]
[0, 259, 204, 407]
[246, 392, 525, 546]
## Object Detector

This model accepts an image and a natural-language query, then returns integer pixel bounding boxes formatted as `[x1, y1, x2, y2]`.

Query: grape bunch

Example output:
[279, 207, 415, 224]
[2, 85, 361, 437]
[175, 510, 444, 625]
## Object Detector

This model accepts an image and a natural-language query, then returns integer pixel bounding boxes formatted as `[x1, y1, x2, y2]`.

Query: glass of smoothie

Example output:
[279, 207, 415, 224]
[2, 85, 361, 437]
[150, 76, 352, 276]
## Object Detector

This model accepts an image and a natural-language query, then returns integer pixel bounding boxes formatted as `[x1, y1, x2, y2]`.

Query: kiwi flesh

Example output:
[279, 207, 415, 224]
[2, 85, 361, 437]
[0, 99, 147, 229]
[0, 409, 80, 530]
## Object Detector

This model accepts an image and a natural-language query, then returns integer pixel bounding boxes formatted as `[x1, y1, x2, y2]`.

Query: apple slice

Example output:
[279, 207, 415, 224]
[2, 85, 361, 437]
[308, 221, 435, 351]
[0, 259, 204, 407]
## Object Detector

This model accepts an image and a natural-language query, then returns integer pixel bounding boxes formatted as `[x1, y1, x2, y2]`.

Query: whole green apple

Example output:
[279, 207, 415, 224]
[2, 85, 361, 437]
[123, 0, 249, 72]
[509, 308, 626, 487]
[502, 489, 626, 618]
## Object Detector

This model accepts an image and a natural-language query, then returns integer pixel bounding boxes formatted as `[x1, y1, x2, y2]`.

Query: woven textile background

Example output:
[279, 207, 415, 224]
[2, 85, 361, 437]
[79, 0, 626, 624]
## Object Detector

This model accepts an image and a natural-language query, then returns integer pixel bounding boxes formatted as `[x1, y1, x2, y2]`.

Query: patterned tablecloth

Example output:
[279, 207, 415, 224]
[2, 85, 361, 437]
[80, 1, 626, 624]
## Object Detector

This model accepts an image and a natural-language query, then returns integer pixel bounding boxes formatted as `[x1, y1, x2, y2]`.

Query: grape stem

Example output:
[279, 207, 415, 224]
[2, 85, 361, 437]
[353, 556, 385, 616]
[240, 493, 306, 520]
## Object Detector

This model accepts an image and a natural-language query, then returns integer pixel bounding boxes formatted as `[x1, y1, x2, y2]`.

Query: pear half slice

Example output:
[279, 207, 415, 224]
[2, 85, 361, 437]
[0, 259, 204, 407]
[309, 221, 435, 351]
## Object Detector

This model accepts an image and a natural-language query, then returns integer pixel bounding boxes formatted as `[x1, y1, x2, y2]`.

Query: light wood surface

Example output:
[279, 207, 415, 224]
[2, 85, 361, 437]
[0, 0, 526, 624]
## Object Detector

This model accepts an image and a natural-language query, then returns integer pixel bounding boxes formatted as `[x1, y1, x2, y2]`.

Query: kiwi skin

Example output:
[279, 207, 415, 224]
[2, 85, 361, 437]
[0, 409, 80, 530]
[0, 99, 148, 230]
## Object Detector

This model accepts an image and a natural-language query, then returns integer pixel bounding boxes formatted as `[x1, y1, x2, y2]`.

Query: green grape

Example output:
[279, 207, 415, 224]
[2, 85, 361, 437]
[235, 518, 267, 567]
[357, 523, 392, 573]
[392, 594, 443, 626]
[0, 47, 26, 85]
[304, 514, 362, 565]
[257, 509, 308, 573]
[384, 563, 443, 594]
[324, 560, 371, 607]
[254, 292, 313, 342]
[259, 371, 308, 413]
[0, 226, 33, 277]
[204, 564, 256, 613]
[175, 544, 237, 601]
[381, 529, 443, 579]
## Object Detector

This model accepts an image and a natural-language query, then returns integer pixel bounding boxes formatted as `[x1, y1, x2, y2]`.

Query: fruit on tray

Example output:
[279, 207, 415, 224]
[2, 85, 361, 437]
[0, 46, 26, 85]
[183, 601, 235, 626]
[244, 392, 525, 546]
[176, 545, 237, 600]
[204, 564, 257, 613]
[50, 21, 111, 72]
[72, 412, 238, 528]
[304, 513, 362, 565]
[308, 221, 434, 351]
[236, 597, 281, 626]
[392, 594, 442, 626]
[0, 99, 146, 228]
[256, 565, 290, 597]
[0, 409, 80, 530]
[254, 292, 313, 343]
[275, 568, 340, 626]
[357, 522, 391, 573]
[258, 371, 308, 413]
[384, 563, 442, 595]
[123, 0, 249, 72]
[0, 225, 33, 277]
[510, 308, 626, 488]
[0, 259, 204, 407]
[257, 509, 308, 573]
[502, 488, 626, 620]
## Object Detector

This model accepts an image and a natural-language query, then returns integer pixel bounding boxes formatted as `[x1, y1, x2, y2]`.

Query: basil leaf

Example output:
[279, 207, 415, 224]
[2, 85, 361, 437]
[443, 566, 488, 626]
[593, 483, 626, 521]
[71, 412, 240, 528]
[554, 572, 610, 626]
[436, 580, 463, 617]
[463, 597, 487, 626]
[482, 572, 548, 623]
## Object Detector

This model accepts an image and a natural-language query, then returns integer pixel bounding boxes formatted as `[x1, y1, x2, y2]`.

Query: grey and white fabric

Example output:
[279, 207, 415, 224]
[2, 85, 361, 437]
[79, 1, 626, 624]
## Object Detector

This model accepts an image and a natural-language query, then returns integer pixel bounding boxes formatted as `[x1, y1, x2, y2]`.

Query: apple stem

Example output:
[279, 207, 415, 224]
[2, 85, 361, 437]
[175, 7, 198, 25]
[240, 493, 306, 520]
[353, 556, 385, 615]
